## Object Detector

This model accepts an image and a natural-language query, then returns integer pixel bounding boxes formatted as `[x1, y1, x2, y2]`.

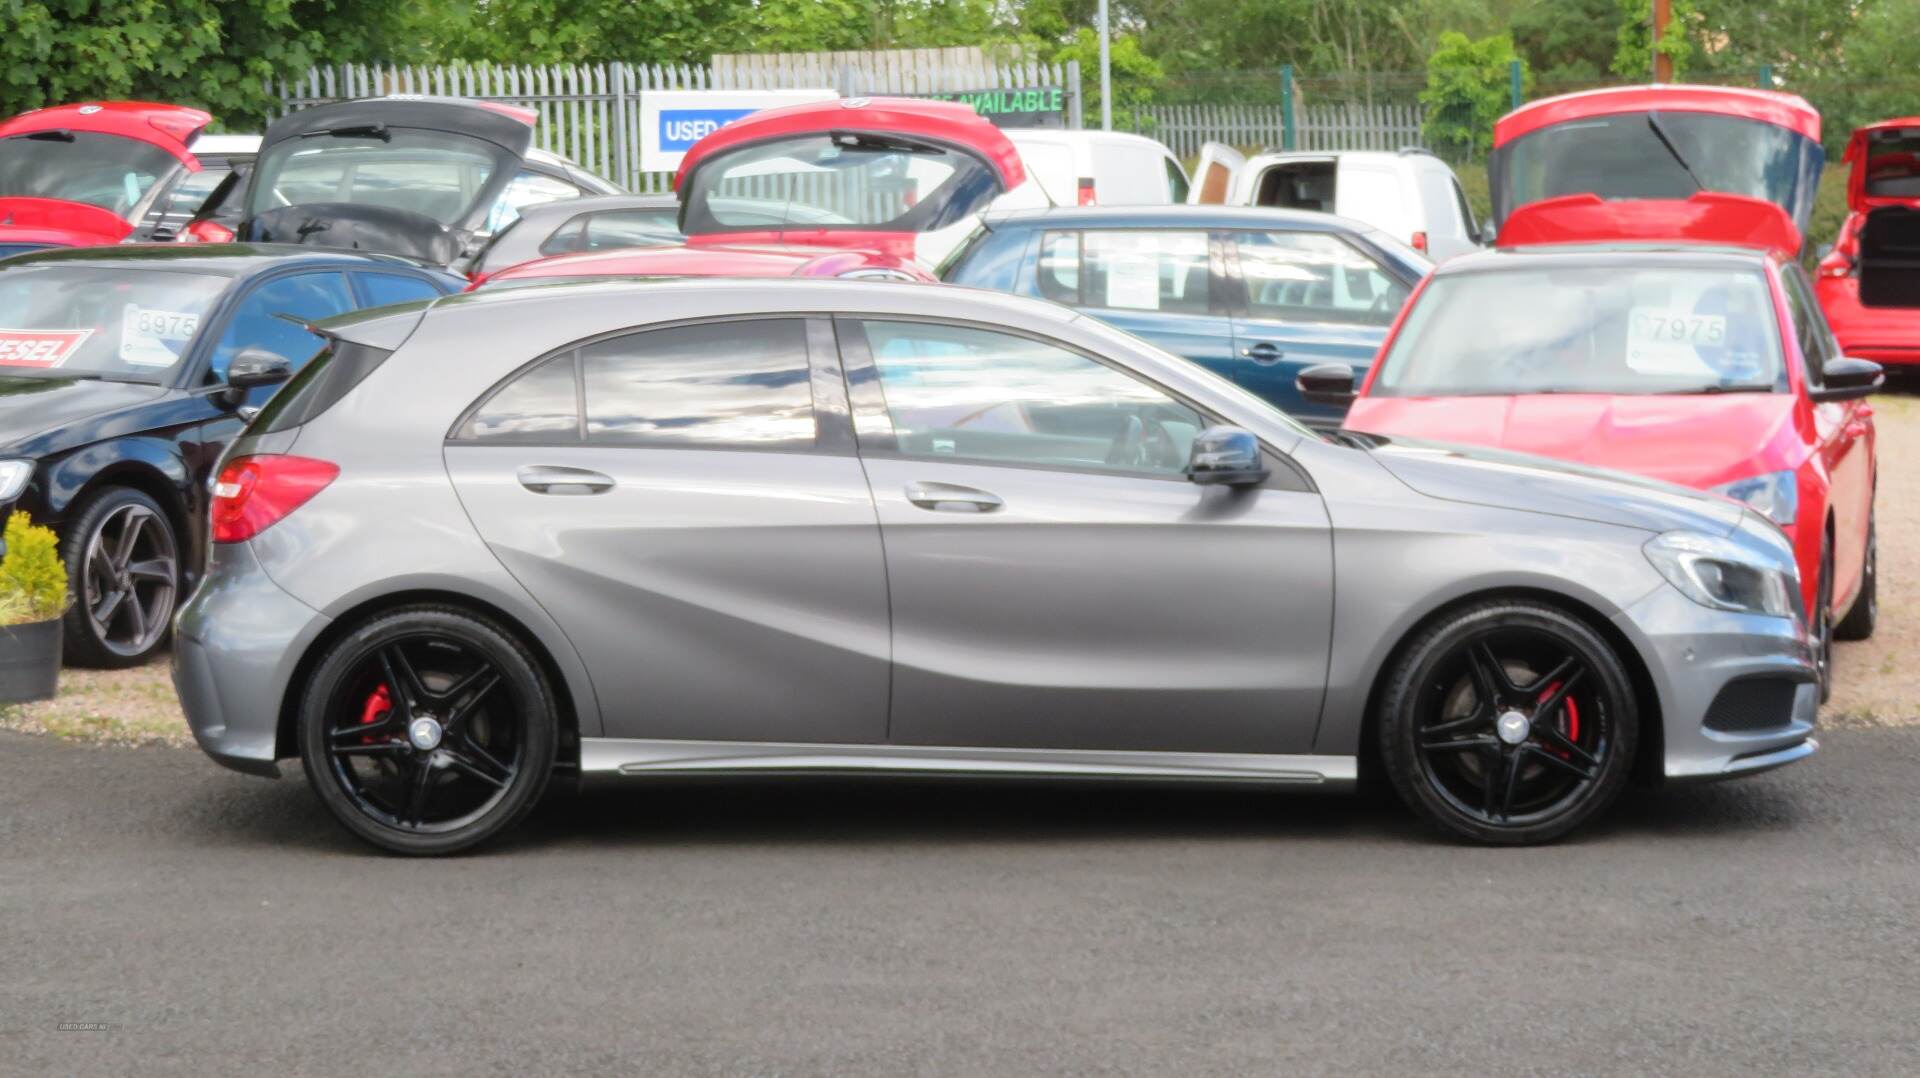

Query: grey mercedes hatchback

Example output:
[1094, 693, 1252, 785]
[173, 279, 1818, 854]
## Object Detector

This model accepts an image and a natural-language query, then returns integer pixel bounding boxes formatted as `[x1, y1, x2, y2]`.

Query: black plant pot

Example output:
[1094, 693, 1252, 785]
[0, 618, 61, 704]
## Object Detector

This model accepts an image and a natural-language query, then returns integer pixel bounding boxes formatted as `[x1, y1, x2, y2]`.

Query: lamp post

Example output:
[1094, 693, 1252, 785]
[1098, 0, 1112, 130]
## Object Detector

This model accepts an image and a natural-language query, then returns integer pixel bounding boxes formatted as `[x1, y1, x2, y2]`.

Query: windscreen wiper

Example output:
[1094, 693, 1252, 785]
[11, 130, 75, 143]
[1646, 111, 1705, 191]
[831, 131, 945, 155]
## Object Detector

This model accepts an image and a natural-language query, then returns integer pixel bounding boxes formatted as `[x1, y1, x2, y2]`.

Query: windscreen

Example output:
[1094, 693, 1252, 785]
[1492, 111, 1822, 231]
[0, 265, 228, 379]
[680, 133, 1002, 235]
[1863, 127, 1920, 199]
[0, 132, 177, 216]
[1371, 265, 1784, 397]
[247, 129, 510, 227]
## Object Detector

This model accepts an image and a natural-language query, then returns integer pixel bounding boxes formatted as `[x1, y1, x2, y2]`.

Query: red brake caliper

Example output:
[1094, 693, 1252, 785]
[359, 684, 393, 743]
[1538, 682, 1579, 748]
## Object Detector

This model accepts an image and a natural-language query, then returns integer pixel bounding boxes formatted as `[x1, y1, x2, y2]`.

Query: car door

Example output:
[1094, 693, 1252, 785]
[1226, 229, 1410, 421]
[1188, 142, 1245, 205]
[443, 316, 891, 745]
[840, 316, 1333, 755]
[1783, 265, 1873, 601]
[1030, 227, 1238, 382]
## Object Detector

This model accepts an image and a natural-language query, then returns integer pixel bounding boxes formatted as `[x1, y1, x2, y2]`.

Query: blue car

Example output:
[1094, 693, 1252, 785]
[941, 206, 1431, 421]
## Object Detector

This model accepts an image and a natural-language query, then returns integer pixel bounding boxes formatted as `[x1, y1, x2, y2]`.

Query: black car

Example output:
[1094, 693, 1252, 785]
[0, 244, 458, 666]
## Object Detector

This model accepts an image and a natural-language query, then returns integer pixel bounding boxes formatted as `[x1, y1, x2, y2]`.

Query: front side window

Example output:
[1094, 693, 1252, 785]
[681, 133, 1002, 235]
[860, 320, 1204, 476]
[1036, 230, 1212, 315]
[0, 265, 228, 379]
[0, 132, 177, 216]
[207, 271, 354, 380]
[1371, 264, 1785, 397]
[1238, 231, 1407, 326]
[1778, 265, 1833, 386]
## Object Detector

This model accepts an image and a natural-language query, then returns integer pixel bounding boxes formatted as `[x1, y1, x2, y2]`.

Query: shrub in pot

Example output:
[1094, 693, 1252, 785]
[0, 512, 71, 703]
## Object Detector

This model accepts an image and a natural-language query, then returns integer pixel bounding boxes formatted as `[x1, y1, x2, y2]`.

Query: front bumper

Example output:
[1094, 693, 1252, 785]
[171, 541, 332, 778]
[1614, 584, 1819, 782]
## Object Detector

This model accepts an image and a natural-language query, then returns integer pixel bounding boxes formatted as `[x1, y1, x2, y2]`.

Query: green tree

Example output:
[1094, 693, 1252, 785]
[0, 1, 415, 129]
[1610, 0, 1696, 80]
[1050, 27, 1165, 120]
[1421, 31, 1527, 159]
[1510, 0, 1617, 84]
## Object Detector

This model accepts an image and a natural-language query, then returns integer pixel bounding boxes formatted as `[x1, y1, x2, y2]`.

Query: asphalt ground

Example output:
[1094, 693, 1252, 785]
[4, 723, 1919, 1076]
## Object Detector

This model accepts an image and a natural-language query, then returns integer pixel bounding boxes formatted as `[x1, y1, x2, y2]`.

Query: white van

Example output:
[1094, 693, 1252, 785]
[1190, 144, 1483, 261]
[1007, 129, 1191, 207]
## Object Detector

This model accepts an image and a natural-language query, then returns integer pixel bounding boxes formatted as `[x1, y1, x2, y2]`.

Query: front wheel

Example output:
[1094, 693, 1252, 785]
[1378, 601, 1639, 845]
[298, 606, 557, 855]
[60, 487, 179, 668]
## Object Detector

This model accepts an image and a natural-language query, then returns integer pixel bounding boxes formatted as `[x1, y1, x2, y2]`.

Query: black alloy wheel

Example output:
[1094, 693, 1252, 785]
[61, 487, 179, 668]
[1379, 601, 1638, 845]
[299, 606, 556, 855]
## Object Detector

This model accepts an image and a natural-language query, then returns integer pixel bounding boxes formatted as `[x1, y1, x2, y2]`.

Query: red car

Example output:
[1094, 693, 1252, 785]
[1313, 198, 1879, 697]
[0, 101, 238, 256]
[471, 96, 1039, 287]
[1816, 118, 1920, 368]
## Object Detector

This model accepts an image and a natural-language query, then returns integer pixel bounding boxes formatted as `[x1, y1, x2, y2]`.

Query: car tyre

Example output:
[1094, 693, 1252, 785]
[60, 486, 179, 669]
[298, 605, 556, 856]
[1378, 600, 1638, 846]
[1834, 514, 1876, 642]
[1815, 538, 1835, 703]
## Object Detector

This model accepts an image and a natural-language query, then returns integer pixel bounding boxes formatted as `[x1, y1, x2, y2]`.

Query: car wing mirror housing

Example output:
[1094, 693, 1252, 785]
[1810, 356, 1884, 403]
[219, 348, 293, 408]
[1186, 425, 1269, 487]
[1296, 362, 1358, 407]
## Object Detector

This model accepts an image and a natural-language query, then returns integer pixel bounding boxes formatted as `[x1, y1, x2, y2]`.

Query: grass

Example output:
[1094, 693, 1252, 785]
[0, 659, 189, 746]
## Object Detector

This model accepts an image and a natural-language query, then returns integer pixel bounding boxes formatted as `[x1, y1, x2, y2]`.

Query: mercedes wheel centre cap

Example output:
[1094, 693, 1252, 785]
[1495, 710, 1531, 745]
[409, 716, 444, 751]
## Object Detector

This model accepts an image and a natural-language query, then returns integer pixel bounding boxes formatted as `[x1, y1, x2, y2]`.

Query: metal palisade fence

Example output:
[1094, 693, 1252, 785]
[1135, 101, 1427, 159]
[275, 57, 1082, 193]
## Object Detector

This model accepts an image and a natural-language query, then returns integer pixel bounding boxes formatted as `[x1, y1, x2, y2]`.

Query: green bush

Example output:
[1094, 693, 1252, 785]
[0, 512, 69, 626]
[1422, 32, 1530, 161]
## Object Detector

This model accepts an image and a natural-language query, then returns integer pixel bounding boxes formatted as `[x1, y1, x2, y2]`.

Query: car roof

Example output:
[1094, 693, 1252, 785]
[0, 242, 436, 278]
[980, 204, 1377, 233]
[511, 193, 679, 225]
[0, 101, 211, 163]
[1433, 243, 1775, 276]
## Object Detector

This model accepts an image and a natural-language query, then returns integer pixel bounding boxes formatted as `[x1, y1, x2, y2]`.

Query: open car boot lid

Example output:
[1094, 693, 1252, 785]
[239, 97, 537, 266]
[1496, 192, 1802, 258]
[671, 97, 1027, 260]
[1846, 118, 1920, 212]
[0, 102, 212, 245]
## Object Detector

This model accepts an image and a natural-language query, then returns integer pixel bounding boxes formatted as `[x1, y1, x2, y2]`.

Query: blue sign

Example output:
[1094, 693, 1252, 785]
[658, 108, 759, 151]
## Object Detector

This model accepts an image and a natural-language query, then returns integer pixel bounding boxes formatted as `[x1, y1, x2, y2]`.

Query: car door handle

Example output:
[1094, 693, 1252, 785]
[517, 465, 614, 495]
[1240, 342, 1284, 364]
[905, 481, 1003, 513]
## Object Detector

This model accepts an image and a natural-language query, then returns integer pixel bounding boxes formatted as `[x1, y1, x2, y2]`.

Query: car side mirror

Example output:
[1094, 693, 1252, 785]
[1810, 356, 1885, 403]
[219, 348, 292, 408]
[1186, 426, 1269, 487]
[1479, 220, 1498, 245]
[1296, 362, 1358, 407]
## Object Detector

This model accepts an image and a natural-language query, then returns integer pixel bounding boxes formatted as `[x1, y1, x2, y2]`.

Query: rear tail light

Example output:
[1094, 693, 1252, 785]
[210, 455, 338, 543]
[1410, 231, 1429, 252]
[183, 219, 235, 244]
[1818, 253, 1854, 279]
[1076, 177, 1097, 206]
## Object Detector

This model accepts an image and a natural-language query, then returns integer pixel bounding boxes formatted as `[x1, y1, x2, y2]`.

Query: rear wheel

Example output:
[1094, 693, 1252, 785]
[1834, 513, 1876, 642]
[298, 606, 556, 856]
[1378, 601, 1638, 845]
[60, 487, 179, 669]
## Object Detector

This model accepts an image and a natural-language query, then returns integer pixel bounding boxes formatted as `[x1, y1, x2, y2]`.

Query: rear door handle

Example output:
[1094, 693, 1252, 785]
[1240, 342, 1284, 364]
[905, 481, 1003, 513]
[518, 465, 614, 495]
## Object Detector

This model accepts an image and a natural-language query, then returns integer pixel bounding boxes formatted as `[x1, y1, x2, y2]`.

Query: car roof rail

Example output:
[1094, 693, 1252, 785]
[1397, 145, 1437, 157]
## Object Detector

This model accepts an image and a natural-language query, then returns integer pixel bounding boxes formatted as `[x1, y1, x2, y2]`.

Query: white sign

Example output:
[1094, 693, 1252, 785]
[638, 89, 838, 174]
[1626, 306, 1726, 377]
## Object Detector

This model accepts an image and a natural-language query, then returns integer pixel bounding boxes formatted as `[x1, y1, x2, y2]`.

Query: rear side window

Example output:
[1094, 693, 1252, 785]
[1236, 231, 1407, 326]
[455, 318, 817, 449]
[1037, 230, 1211, 314]
[254, 338, 398, 434]
[540, 209, 683, 256]
[357, 272, 444, 307]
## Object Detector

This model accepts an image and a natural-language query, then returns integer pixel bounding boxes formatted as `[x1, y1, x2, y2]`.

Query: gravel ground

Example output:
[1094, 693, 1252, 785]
[9, 389, 1919, 745]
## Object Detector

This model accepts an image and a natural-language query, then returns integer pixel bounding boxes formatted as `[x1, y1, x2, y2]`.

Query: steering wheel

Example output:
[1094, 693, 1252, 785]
[1369, 289, 1399, 321]
[1106, 412, 1182, 470]
[1106, 414, 1145, 468]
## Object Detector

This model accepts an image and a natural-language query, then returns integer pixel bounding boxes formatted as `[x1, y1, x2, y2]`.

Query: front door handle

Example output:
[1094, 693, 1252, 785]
[905, 481, 1003, 513]
[1240, 342, 1284, 364]
[518, 465, 614, 495]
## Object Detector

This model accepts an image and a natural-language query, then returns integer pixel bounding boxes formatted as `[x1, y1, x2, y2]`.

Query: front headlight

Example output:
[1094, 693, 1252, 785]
[1644, 531, 1797, 619]
[0, 459, 33, 501]
[1709, 469, 1797, 527]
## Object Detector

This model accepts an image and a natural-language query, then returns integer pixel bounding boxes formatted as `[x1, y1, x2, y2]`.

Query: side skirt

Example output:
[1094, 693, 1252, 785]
[579, 738, 1357, 788]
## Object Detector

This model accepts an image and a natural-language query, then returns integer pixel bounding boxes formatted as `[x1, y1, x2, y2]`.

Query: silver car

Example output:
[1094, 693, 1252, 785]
[172, 280, 1819, 855]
